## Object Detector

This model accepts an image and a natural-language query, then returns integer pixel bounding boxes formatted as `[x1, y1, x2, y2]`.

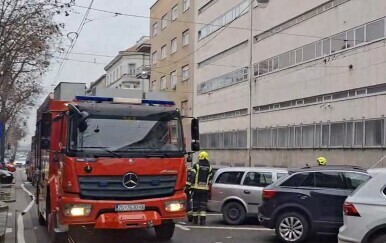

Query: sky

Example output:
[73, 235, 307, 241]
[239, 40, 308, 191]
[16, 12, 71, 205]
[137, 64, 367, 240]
[20, 0, 156, 148]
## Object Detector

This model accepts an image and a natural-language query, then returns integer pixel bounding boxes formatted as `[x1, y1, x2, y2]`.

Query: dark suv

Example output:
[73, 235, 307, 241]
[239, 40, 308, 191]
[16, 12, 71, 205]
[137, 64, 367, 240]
[258, 166, 371, 243]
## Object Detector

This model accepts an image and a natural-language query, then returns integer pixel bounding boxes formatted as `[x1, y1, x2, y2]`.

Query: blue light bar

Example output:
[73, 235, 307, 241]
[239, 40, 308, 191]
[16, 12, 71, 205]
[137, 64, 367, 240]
[75, 96, 113, 102]
[142, 99, 175, 106]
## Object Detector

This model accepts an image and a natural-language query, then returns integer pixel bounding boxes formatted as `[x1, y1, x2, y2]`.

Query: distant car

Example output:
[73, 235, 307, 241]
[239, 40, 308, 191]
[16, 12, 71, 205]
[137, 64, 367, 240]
[5, 163, 16, 173]
[0, 169, 14, 184]
[338, 168, 386, 243]
[258, 166, 371, 243]
[207, 167, 288, 225]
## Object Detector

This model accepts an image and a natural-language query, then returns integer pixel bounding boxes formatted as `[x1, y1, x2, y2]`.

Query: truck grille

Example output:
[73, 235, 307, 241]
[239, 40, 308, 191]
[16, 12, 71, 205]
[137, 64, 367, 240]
[78, 175, 177, 201]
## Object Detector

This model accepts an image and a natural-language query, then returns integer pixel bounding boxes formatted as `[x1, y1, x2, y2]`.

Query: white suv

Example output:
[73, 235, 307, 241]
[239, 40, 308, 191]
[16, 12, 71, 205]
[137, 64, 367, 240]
[207, 167, 288, 225]
[338, 168, 386, 243]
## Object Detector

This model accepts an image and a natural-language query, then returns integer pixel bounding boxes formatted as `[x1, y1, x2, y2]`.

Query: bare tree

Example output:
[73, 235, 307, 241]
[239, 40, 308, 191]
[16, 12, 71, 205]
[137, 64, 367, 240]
[0, 0, 74, 163]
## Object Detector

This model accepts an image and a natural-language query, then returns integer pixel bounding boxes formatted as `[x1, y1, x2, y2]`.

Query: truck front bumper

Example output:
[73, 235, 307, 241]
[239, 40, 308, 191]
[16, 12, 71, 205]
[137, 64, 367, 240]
[58, 192, 186, 229]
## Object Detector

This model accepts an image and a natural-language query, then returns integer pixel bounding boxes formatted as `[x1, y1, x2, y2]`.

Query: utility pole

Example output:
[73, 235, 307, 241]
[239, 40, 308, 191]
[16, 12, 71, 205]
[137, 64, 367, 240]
[0, 121, 5, 165]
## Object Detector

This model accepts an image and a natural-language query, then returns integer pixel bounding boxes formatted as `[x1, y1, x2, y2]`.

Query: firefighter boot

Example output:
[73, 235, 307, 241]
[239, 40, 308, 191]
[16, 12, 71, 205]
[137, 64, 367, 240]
[199, 212, 207, 226]
[187, 211, 193, 222]
[192, 216, 198, 225]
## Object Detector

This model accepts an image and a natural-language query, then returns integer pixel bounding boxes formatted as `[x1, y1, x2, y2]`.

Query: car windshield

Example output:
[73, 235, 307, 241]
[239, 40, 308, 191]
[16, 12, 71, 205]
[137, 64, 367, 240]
[69, 113, 184, 157]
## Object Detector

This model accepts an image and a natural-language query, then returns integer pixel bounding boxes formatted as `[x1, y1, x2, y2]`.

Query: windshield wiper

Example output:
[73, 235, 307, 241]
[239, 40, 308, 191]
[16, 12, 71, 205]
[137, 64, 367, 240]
[77, 147, 122, 158]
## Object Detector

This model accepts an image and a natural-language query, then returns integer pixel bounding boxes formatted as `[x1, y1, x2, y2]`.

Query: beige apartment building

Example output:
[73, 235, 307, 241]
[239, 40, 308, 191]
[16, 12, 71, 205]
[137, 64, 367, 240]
[150, 0, 194, 143]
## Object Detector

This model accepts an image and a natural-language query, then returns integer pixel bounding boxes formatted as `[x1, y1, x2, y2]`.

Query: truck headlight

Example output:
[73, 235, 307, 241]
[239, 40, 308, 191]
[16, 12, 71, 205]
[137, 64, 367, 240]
[165, 200, 185, 212]
[63, 204, 92, 217]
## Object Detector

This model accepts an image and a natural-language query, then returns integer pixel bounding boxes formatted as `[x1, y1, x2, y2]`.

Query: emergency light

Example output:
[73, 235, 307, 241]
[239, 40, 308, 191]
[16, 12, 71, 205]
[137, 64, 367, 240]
[75, 96, 175, 106]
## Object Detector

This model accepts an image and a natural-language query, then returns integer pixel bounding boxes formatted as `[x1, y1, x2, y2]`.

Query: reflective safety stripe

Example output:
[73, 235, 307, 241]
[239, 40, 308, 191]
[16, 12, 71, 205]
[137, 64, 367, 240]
[187, 211, 193, 216]
[199, 211, 206, 217]
[192, 212, 198, 217]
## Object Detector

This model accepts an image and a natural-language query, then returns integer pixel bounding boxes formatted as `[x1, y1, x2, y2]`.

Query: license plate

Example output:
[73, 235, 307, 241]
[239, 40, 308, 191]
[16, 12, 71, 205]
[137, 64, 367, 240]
[115, 204, 145, 212]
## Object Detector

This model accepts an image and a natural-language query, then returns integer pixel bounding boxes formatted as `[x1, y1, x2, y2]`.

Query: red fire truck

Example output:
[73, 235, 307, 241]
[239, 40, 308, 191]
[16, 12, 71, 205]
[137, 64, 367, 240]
[34, 95, 200, 242]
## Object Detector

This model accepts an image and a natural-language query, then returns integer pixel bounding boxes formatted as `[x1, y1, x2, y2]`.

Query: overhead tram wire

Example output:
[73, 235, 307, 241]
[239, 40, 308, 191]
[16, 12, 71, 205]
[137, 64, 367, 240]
[51, 0, 95, 88]
[73, 4, 357, 43]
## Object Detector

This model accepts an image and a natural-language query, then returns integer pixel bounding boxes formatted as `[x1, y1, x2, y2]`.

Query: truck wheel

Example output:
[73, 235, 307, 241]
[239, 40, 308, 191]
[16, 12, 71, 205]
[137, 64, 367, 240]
[222, 201, 246, 225]
[50, 212, 68, 243]
[154, 222, 175, 241]
[372, 233, 386, 243]
[38, 211, 46, 226]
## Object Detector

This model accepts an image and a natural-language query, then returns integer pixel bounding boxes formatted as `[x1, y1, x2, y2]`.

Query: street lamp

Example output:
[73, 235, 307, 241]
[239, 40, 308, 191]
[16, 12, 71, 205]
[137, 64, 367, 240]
[138, 71, 150, 99]
[248, 0, 270, 167]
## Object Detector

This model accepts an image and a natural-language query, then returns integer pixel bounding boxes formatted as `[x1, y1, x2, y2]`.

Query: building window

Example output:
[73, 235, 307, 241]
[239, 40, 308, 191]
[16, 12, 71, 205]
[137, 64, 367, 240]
[151, 80, 156, 91]
[253, 17, 386, 78]
[254, 0, 350, 42]
[171, 38, 177, 54]
[183, 0, 190, 12]
[171, 5, 178, 21]
[152, 22, 158, 37]
[152, 51, 157, 65]
[201, 130, 248, 150]
[161, 13, 168, 29]
[181, 100, 188, 116]
[197, 67, 248, 94]
[182, 29, 189, 46]
[128, 64, 136, 77]
[170, 71, 177, 90]
[160, 76, 166, 90]
[198, 0, 249, 40]
[161, 45, 167, 59]
[182, 65, 189, 81]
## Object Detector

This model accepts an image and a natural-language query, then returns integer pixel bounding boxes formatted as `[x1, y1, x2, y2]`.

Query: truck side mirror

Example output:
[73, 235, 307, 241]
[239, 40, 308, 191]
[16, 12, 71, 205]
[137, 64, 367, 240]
[186, 154, 193, 163]
[191, 141, 200, 152]
[40, 113, 52, 150]
[191, 118, 199, 141]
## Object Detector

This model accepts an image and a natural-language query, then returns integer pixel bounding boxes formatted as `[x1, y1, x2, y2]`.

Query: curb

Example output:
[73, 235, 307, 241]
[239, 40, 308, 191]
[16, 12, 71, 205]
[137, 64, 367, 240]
[0, 201, 8, 241]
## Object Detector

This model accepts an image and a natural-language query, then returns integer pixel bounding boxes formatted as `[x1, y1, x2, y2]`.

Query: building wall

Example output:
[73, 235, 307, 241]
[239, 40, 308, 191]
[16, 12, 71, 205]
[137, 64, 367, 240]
[105, 53, 150, 91]
[194, 0, 386, 168]
[150, 0, 195, 145]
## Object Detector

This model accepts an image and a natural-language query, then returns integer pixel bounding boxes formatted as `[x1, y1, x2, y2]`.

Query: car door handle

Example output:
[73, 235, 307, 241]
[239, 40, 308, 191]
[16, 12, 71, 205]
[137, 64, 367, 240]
[298, 195, 308, 200]
[244, 190, 251, 194]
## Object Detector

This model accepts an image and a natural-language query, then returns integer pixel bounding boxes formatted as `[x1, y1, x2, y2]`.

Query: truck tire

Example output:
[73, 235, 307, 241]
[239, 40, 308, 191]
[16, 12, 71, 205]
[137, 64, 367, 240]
[372, 233, 386, 243]
[154, 222, 175, 241]
[222, 201, 246, 225]
[38, 211, 46, 226]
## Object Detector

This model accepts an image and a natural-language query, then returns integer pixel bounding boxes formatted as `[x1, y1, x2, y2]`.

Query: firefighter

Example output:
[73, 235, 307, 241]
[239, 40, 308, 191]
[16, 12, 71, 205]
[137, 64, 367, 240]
[317, 156, 327, 166]
[189, 151, 214, 225]
[185, 168, 194, 222]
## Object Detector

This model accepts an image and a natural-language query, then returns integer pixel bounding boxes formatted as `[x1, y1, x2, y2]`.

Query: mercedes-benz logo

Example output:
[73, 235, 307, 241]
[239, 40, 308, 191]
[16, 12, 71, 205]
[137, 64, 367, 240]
[122, 173, 139, 189]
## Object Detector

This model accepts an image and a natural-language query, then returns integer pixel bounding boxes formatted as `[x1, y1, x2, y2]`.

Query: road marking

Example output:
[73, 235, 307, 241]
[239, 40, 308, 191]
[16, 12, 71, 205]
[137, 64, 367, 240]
[21, 183, 35, 215]
[186, 226, 272, 231]
[17, 214, 26, 243]
[176, 224, 191, 231]
[5, 228, 12, 233]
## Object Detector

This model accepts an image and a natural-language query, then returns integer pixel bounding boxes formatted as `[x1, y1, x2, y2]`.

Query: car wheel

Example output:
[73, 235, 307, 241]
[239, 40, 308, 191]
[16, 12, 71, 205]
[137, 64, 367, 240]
[222, 201, 246, 225]
[372, 233, 386, 243]
[275, 212, 309, 243]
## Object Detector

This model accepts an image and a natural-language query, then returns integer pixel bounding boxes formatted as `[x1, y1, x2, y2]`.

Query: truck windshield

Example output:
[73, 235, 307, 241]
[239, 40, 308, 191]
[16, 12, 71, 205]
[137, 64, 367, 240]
[69, 113, 184, 157]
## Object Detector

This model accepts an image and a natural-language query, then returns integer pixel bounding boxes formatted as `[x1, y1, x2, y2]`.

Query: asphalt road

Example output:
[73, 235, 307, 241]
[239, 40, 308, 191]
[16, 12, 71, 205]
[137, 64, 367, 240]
[12, 169, 338, 243]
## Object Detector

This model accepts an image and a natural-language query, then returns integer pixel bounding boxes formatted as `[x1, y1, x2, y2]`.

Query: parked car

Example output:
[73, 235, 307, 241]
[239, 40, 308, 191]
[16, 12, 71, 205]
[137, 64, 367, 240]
[338, 168, 386, 243]
[5, 163, 16, 173]
[0, 169, 14, 184]
[207, 167, 288, 225]
[258, 166, 371, 243]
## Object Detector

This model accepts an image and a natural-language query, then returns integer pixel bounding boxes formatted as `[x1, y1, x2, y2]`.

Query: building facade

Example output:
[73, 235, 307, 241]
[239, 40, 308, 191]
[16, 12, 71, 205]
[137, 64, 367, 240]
[195, 0, 386, 168]
[150, 0, 194, 143]
[105, 36, 151, 94]
[87, 74, 106, 95]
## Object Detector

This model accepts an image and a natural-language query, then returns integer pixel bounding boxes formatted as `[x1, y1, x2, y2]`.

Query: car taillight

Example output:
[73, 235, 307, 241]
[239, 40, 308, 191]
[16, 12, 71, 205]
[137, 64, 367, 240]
[262, 189, 277, 201]
[343, 202, 360, 217]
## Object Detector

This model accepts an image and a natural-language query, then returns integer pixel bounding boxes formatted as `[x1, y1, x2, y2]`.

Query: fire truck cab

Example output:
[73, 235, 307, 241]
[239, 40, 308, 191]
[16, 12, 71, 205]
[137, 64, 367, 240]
[34, 95, 200, 242]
